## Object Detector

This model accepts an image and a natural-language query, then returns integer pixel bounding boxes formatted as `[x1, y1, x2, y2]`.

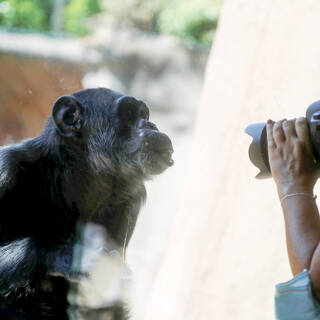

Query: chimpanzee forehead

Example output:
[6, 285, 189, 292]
[72, 87, 125, 110]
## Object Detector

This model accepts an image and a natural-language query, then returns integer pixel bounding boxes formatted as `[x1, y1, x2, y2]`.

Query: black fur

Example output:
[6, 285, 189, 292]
[0, 88, 173, 319]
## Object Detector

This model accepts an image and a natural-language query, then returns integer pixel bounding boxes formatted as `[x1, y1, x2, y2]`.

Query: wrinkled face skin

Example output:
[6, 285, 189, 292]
[73, 88, 174, 177]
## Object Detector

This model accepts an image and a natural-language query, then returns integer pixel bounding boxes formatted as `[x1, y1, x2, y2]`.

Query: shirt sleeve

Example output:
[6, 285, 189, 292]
[275, 269, 320, 320]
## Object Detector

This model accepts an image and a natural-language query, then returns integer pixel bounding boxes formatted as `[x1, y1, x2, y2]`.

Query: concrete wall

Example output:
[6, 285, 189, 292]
[145, 1, 320, 319]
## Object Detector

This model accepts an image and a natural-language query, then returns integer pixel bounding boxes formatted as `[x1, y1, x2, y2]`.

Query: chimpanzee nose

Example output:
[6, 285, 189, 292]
[138, 119, 158, 131]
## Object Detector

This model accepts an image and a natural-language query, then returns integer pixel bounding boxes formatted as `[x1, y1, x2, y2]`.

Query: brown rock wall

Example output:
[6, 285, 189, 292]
[0, 54, 83, 143]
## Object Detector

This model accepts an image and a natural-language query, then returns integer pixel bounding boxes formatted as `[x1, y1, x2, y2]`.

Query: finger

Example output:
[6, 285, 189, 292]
[282, 118, 297, 140]
[295, 117, 309, 141]
[296, 117, 313, 153]
[266, 119, 276, 149]
[273, 119, 286, 146]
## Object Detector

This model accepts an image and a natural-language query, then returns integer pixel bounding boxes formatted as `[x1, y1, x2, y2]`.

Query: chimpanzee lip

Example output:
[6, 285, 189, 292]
[141, 130, 174, 170]
[154, 148, 174, 166]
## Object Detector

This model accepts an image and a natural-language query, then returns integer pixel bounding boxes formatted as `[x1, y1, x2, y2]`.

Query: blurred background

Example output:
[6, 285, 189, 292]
[0, 0, 221, 319]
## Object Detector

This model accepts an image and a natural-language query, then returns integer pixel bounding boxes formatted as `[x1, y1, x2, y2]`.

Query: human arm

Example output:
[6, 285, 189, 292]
[267, 117, 320, 300]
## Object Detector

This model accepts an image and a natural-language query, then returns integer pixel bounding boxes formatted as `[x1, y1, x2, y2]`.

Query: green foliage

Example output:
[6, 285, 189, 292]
[64, 0, 101, 36]
[0, 0, 48, 30]
[0, 0, 101, 35]
[0, 0, 221, 44]
[101, 0, 222, 45]
[157, 0, 222, 45]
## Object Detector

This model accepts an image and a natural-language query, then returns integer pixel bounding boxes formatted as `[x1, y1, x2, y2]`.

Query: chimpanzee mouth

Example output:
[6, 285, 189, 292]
[146, 148, 174, 174]
[152, 147, 174, 167]
[141, 131, 174, 174]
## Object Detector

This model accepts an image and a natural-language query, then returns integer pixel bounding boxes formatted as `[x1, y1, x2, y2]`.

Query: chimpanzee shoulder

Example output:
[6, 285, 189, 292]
[0, 136, 79, 245]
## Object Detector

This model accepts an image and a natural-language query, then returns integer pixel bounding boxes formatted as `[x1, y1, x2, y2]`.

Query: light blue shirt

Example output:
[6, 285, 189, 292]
[275, 270, 320, 320]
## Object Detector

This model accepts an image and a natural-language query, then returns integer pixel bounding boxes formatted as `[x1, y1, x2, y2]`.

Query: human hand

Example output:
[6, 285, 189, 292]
[266, 118, 319, 199]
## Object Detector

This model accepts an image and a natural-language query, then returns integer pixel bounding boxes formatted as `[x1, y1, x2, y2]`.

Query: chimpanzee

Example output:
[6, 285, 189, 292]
[0, 88, 174, 319]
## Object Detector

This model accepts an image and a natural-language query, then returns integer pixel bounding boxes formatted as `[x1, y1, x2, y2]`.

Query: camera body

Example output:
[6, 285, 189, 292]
[246, 100, 320, 179]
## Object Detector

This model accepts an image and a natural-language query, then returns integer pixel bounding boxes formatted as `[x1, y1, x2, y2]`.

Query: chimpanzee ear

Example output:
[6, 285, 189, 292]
[52, 95, 84, 138]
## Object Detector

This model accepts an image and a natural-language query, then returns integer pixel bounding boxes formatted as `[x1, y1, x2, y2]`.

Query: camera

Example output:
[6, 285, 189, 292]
[245, 100, 320, 179]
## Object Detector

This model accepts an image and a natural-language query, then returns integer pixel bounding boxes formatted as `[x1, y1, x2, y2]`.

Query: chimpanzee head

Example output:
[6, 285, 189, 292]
[52, 88, 174, 177]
